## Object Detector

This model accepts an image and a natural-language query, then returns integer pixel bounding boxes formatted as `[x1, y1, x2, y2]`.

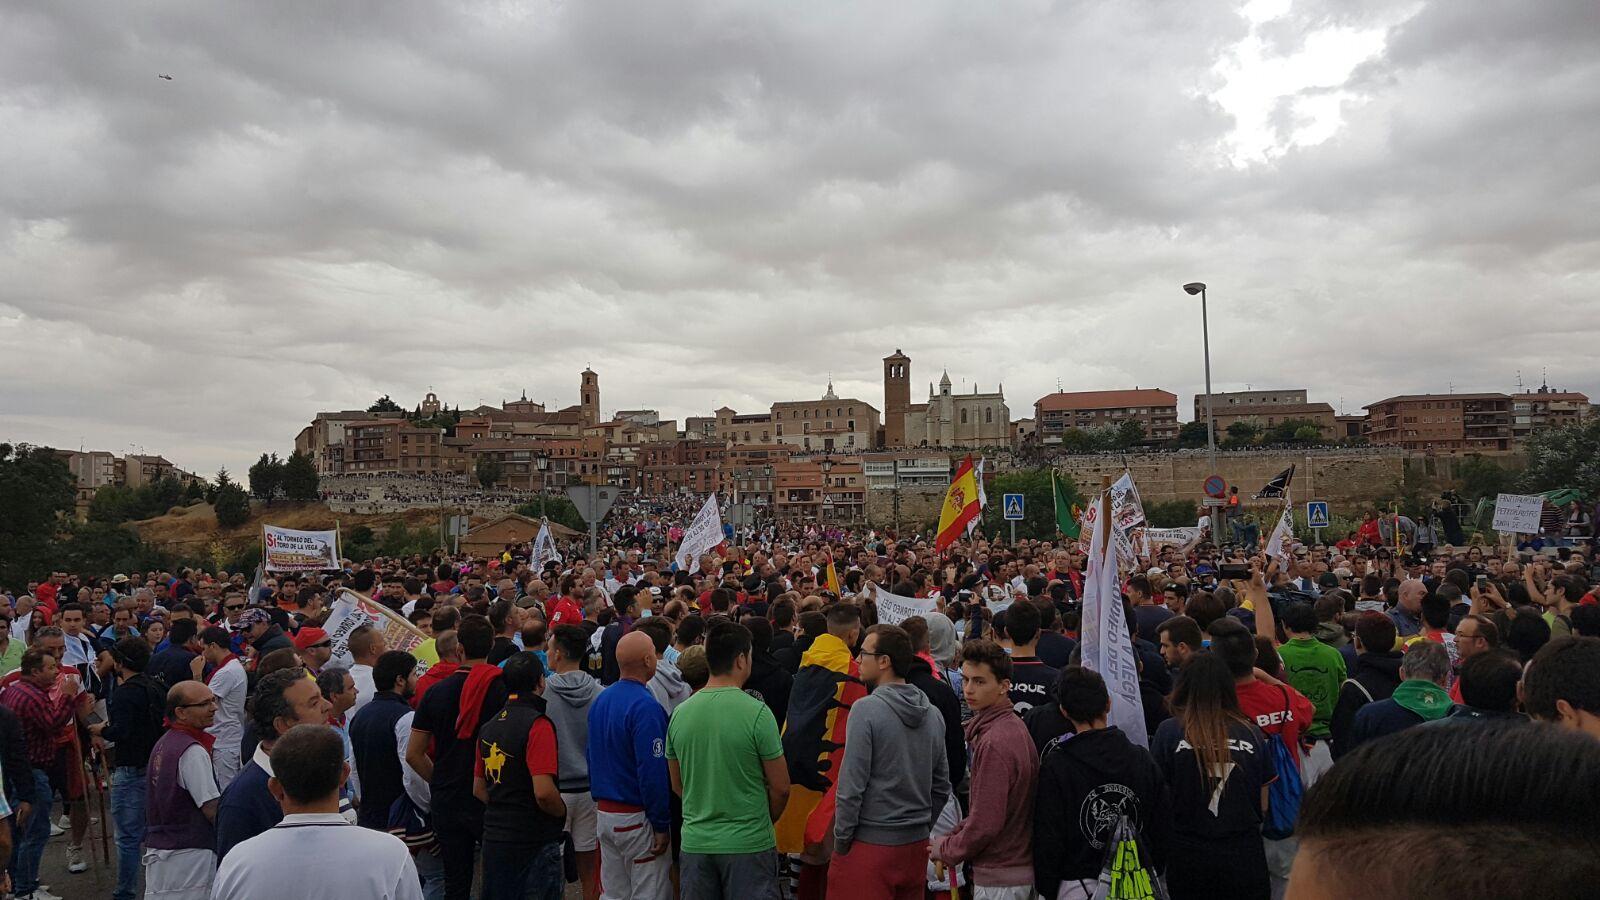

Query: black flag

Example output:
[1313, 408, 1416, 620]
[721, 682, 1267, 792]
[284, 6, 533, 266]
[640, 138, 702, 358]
[1254, 465, 1295, 500]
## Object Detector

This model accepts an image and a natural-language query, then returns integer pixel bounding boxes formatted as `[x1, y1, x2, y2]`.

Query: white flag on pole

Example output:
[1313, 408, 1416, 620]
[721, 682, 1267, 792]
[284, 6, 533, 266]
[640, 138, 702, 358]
[1109, 470, 1146, 569]
[967, 457, 988, 537]
[531, 521, 562, 572]
[674, 494, 724, 572]
[1265, 499, 1294, 571]
[1079, 489, 1148, 748]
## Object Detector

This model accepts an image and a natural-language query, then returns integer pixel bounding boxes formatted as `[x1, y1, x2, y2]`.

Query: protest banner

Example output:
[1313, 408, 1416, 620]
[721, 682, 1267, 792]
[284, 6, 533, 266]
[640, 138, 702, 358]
[1142, 526, 1203, 553]
[1265, 501, 1294, 571]
[1492, 493, 1545, 534]
[531, 521, 562, 572]
[1080, 488, 1147, 748]
[674, 493, 724, 571]
[324, 589, 430, 673]
[871, 587, 938, 626]
[262, 524, 340, 572]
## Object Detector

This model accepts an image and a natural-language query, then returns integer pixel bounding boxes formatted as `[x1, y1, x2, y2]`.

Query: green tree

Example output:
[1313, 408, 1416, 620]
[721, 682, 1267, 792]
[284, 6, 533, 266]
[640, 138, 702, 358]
[1144, 499, 1199, 528]
[58, 521, 170, 577]
[248, 453, 284, 500]
[281, 451, 320, 501]
[0, 443, 76, 585]
[368, 395, 403, 413]
[213, 480, 251, 528]
[343, 524, 378, 561]
[1175, 420, 1211, 449]
[183, 480, 205, 502]
[975, 468, 1082, 542]
[1223, 421, 1260, 449]
[1114, 419, 1146, 449]
[1293, 425, 1322, 443]
[1520, 420, 1600, 497]
[1455, 455, 1513, 500]
[514, 494, 587, 532]
[476, 456, 504, 489]
[88, 484, 138, 524]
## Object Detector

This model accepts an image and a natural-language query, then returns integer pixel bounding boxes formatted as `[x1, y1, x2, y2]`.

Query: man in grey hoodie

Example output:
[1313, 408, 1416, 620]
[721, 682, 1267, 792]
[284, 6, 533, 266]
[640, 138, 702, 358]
[636, 617, 691, 714]
[830, 623, 950, 899]
[546, 624, 603, 900]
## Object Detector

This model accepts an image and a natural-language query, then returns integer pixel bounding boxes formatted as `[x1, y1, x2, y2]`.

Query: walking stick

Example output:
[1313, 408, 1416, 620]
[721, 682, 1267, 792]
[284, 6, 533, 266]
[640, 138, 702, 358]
[92, 749, 111, 863]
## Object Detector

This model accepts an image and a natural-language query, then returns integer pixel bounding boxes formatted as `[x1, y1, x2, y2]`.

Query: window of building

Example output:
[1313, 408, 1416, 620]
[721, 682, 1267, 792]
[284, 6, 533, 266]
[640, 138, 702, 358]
[960, 409, 968, 424]
[985, 407, 992, 424]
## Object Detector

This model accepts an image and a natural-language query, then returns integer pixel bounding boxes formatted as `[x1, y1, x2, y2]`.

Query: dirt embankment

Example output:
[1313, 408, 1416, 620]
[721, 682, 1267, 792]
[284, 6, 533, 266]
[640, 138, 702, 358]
[132, 500, 455, 553]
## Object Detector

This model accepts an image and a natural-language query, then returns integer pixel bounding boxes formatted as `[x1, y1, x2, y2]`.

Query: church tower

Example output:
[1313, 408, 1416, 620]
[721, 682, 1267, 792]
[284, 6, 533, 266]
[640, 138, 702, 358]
[883, 349, 910, 447]
[580, 367, 599, 426]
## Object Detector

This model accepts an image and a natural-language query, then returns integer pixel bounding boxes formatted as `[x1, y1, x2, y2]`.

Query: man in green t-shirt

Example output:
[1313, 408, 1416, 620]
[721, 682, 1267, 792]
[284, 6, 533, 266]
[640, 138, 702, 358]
[1277, 601, 1347, 786]
[666, 621, 790, 900]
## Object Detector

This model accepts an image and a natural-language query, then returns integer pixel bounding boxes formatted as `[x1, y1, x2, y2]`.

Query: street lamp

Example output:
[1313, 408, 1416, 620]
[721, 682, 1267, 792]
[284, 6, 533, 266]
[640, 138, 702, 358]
[535, 454, 550, 518]
[1183, 282, 1223, 542]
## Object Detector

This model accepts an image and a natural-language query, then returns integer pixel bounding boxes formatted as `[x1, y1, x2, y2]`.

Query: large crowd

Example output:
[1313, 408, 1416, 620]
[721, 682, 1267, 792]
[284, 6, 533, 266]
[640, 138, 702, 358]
[0, 496, 1598, 900]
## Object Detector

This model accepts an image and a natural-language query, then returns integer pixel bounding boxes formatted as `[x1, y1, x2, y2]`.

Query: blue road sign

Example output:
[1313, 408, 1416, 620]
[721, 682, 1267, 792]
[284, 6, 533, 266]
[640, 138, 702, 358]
[1003, 493, 1025, 520]
[1306, 501, 1330, 529]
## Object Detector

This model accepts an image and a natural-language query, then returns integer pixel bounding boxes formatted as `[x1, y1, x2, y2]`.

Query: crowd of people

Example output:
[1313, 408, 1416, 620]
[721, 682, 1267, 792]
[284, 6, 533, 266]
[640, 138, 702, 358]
[0, 499, 1598, 900]
[318, 475, 537, 513]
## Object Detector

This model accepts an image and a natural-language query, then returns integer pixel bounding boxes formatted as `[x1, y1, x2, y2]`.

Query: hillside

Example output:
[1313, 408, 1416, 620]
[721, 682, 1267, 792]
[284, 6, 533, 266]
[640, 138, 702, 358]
[131, 500, 462, 555]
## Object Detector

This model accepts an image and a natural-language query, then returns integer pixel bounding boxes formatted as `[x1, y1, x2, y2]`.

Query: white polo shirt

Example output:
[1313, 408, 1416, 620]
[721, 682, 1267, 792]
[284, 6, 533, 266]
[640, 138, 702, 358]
[211, 813, 422, 900]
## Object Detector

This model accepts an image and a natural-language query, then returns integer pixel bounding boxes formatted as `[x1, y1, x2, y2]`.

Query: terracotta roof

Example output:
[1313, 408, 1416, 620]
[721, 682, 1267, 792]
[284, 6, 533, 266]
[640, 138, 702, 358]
[1513, 392, 1590, 402]
[1035, 389, 1176, 412]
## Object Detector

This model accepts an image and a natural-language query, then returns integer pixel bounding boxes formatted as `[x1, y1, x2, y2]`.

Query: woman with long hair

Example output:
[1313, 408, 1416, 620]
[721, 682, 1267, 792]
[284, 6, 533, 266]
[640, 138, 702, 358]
[1150, 653, 1273, 899]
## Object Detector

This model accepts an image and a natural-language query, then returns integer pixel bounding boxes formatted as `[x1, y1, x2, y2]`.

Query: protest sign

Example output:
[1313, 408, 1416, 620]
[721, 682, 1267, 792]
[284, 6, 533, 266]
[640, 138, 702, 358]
[324, 589, 430, 674]
[262, 525, 339, 572]
[1142, 527, 1203, 553]
[674, 494, 724, 571]
[871, 587, 938, 626]
[531, 521, 562, 572]
[1492, 493, 1545, 534]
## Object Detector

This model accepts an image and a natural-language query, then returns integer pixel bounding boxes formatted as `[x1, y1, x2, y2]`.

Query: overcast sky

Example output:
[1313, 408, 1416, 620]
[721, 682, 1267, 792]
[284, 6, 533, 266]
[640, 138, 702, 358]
[3, 0, 1597, 477]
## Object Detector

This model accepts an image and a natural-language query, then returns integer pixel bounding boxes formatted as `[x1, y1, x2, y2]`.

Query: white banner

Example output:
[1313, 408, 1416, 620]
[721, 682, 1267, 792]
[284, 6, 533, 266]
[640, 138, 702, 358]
[1079, 490, 1147, 748]
[1142, 527, 1203, 553]
[674, 494, 724, 572]
[1265, 500, 1294, 570]
[262, 525, 339, 572]
[531, 522, 562, 573]
[871, 587, 939, 626]
[324, 589, 430, 674]
[1492, 493, 1545, 534]
[1111, 472, 1146, 533]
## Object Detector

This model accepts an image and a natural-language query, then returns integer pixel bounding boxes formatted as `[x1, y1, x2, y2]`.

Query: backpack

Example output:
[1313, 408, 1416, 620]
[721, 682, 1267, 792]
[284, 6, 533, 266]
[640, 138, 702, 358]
[1262, 686, 1304, 840]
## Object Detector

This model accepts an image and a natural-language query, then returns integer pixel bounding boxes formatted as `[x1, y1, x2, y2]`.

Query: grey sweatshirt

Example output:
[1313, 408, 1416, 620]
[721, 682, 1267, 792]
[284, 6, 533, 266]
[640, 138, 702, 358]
[833, 680, 951, 852]
[648, 658, 691, 715]
[544, 669, 602, 792]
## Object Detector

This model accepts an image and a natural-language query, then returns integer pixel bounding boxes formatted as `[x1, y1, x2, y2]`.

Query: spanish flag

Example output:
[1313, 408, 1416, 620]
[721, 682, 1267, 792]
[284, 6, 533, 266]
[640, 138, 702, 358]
[935, 455, 982, 552]
[824, 559, 841, 594]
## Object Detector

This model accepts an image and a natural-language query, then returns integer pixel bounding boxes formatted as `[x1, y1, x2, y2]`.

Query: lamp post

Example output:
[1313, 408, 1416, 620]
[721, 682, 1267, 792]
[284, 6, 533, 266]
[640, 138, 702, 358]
[1183, 282, 1223, 542]
[819, 455, 834, 522]
[535, 454, 550, 518]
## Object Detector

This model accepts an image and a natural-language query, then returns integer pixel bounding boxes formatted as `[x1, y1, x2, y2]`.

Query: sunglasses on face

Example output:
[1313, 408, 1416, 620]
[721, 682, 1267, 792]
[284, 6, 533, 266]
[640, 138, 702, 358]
[224, 604, 244, 612]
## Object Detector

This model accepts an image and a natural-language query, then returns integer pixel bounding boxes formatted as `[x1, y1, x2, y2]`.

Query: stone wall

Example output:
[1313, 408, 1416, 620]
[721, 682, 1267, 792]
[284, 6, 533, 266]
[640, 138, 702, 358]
[1048, 449, 1409, 514]
[864, 486, 948, 529]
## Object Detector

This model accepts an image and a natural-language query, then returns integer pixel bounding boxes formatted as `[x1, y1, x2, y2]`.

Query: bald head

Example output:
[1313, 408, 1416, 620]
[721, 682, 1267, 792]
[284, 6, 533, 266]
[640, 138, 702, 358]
[1399, 579, 1427, 613]
[616, 631, 658, 684]
[167, 680, 216, 729]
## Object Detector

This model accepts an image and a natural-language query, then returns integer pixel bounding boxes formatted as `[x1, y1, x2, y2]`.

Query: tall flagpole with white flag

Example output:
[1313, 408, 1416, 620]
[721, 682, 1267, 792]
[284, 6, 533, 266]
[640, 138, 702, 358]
[1080, 478, 1148, 748]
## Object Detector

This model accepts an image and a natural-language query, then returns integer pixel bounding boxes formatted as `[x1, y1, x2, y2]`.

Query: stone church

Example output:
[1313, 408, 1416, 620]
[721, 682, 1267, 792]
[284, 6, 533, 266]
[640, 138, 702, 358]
[883, 349, 1010, 449]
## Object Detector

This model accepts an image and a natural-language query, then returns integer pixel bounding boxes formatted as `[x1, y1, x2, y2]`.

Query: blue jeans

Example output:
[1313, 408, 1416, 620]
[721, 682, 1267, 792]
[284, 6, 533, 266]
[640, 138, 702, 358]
[9, 768, 53, 895]
[111, 766, 148, 900]
[415, 848, 446, 900]
[480, 840, 563, 900]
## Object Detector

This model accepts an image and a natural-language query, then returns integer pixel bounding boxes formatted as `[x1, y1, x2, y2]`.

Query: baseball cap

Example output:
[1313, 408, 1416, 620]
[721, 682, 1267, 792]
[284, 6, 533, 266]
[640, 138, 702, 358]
[231, 608, 272, 632]
[292, 627, 330, 651]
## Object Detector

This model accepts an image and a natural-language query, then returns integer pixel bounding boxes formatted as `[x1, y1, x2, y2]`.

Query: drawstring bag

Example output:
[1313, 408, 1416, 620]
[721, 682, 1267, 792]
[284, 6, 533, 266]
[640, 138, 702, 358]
[1262, 686, 1304, 840]
[1088, 815, 1168, 900]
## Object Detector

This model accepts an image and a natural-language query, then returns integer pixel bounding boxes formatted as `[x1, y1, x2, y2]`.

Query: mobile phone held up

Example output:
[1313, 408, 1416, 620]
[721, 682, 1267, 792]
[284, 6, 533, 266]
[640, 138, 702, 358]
[1218, 563, 1252, 580]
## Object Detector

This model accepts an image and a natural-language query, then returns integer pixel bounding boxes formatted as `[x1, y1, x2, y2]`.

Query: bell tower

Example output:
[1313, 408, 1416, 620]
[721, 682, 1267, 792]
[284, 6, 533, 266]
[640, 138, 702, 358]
[883, 349, 910, 447]
[580, 367, 599, 426]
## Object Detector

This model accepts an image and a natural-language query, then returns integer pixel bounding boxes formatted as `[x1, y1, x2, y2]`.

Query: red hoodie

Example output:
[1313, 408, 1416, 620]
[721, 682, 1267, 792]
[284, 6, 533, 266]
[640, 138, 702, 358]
[931, 699, 1038, 887]
[412, 661, 459, 709]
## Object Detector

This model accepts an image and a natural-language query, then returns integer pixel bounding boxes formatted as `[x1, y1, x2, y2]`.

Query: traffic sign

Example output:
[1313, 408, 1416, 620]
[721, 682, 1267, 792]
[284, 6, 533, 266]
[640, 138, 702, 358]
[1003, 493, 1025, 521]
[1306, 501, 1331, 529]
[1202, 498, 1230, 508]
[1203, 475, 1228, 499]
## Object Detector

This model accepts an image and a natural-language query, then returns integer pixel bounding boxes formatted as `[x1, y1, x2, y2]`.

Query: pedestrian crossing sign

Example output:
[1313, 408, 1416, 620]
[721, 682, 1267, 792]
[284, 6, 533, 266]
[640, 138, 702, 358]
[1003, 493, 1025, 521]
[1306, 501, 1330, 529]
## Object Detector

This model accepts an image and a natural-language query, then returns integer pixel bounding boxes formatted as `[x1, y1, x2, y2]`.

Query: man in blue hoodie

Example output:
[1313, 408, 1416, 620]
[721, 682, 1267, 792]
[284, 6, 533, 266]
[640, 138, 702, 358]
[586, 630, 671, 900]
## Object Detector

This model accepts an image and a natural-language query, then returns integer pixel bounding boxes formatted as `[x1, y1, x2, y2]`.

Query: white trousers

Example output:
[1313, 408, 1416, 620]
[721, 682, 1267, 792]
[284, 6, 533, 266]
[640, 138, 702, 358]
[597, 808, 670, 900]
[143, 847, 216, 900]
